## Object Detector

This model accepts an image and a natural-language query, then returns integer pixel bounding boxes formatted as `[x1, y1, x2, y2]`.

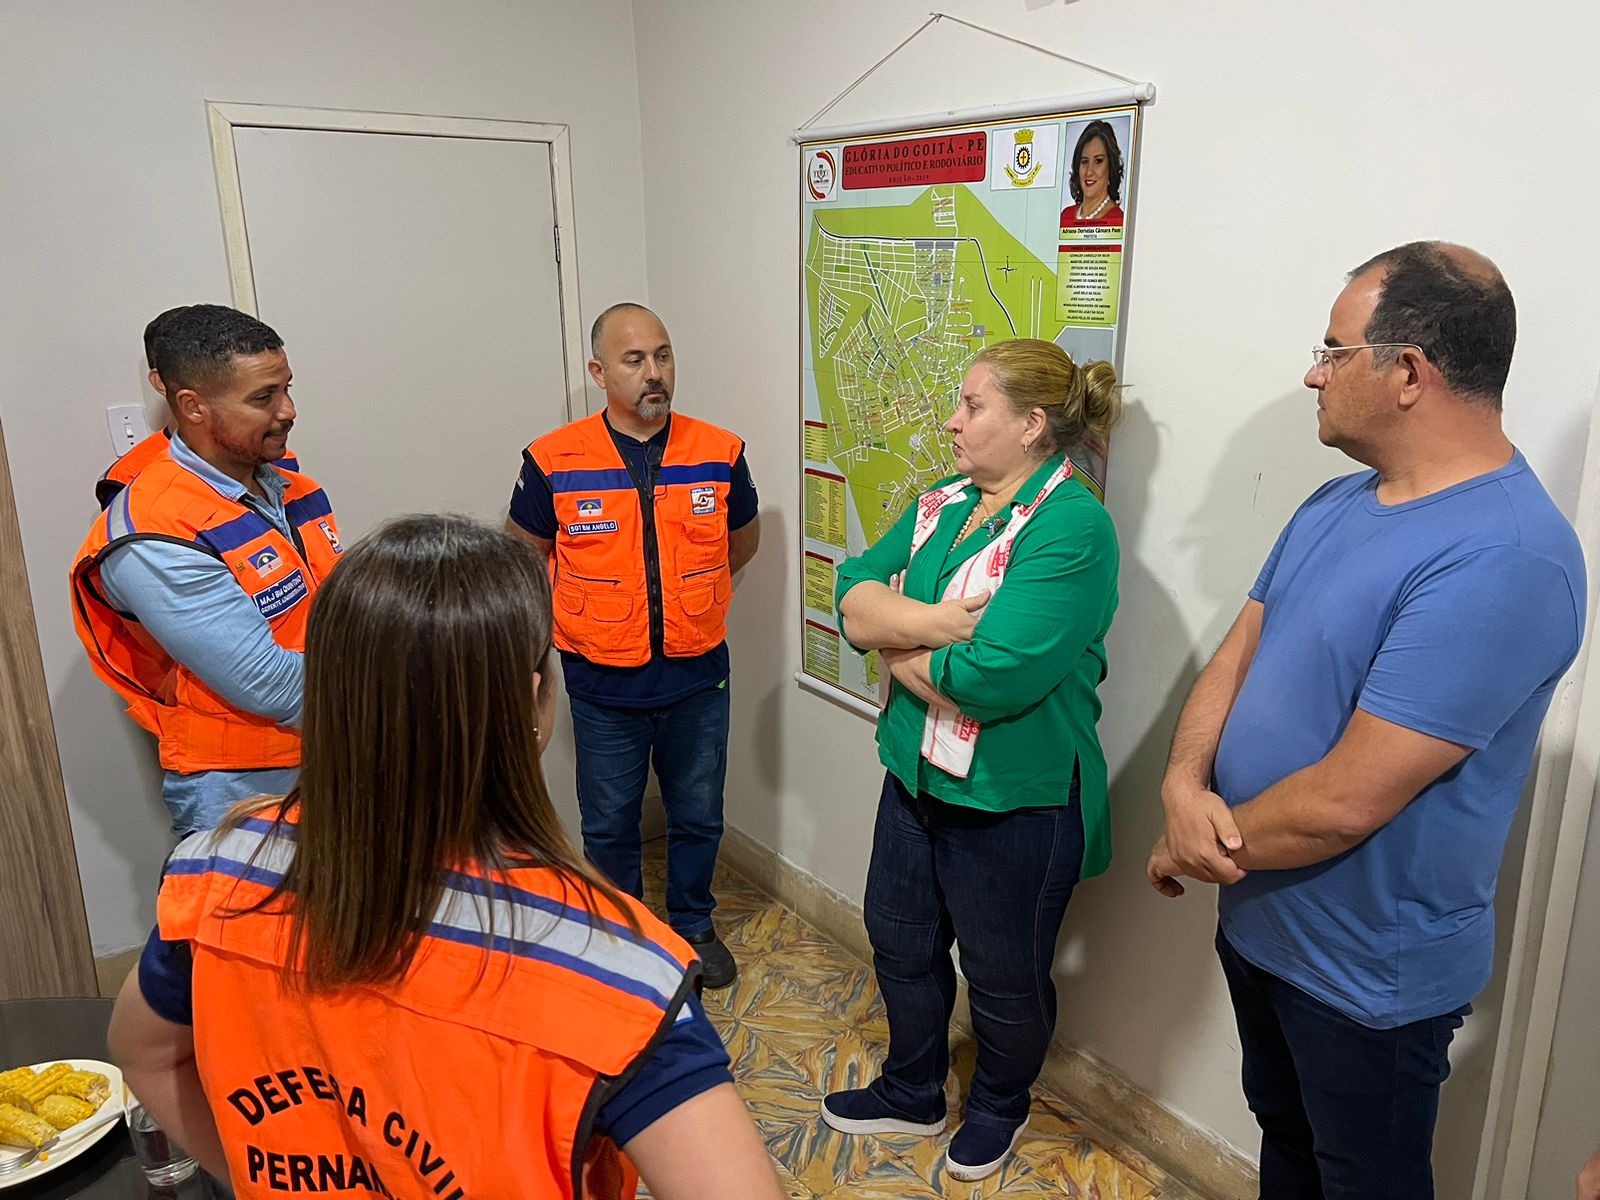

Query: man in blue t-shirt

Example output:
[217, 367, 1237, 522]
[1147, 242, 1586, 1199]
[507, 304, 760, 988]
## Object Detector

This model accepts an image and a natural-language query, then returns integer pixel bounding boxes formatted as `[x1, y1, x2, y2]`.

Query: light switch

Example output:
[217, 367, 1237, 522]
[105, 405, 148, 458]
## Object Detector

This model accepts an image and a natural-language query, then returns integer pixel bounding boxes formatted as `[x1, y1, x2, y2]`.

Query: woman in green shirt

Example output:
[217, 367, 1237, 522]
[820, 339, 1122, 1182]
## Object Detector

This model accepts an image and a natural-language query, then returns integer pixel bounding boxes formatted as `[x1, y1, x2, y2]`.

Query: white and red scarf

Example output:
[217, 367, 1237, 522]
[902, 459, 1075, 777]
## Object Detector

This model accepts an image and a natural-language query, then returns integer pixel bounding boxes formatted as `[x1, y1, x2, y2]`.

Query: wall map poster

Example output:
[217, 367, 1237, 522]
[798, 102, 1142, 706]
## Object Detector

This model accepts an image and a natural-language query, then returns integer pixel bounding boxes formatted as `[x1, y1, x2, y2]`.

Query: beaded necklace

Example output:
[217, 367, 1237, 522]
[958, 498, 1006, 542]
[1077, 193, 1114, 220]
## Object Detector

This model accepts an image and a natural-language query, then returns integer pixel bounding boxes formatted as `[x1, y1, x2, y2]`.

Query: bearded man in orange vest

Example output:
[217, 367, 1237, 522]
[72, 305, 343, 836]
[95, 306, 301, 509]
[508, 304, 760, 988]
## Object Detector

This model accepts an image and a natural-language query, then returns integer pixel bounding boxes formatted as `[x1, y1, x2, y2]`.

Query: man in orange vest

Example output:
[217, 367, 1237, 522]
[72, 305, 343, 835]
[508, 304, 760, 988]
[95, 307, 300, 509]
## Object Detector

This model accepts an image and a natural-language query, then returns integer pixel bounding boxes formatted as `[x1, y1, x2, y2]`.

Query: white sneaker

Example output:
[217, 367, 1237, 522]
[820, 1089, 947, 1137]
[943, 1120, 1027, 1182]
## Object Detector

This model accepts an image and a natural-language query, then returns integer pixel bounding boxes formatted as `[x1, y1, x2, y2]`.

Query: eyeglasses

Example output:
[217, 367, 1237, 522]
[1309, 343, 1423, 372]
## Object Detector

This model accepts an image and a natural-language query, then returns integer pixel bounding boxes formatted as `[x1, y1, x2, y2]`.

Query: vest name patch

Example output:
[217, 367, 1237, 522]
[566, 520, 619, 535]
[254, 568, 308, 619]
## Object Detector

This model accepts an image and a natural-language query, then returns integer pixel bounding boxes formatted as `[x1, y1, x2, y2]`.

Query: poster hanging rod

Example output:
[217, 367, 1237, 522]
[794, 672, 881, 722]
[793, 83, 1155, 146]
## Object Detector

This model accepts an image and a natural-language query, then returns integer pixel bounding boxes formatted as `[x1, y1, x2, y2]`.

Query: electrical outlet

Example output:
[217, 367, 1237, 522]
[105, 405, 148, 458]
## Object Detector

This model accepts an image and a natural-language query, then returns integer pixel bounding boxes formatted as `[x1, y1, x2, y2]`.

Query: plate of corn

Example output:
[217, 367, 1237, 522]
[0, 1060, 124, 1187]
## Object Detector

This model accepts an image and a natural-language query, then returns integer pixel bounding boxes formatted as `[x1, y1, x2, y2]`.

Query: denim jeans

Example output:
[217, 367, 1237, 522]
[569, 683, 730, 938]
[1216, 926, 1466, 1200]
[863, 769, 1084, 1130]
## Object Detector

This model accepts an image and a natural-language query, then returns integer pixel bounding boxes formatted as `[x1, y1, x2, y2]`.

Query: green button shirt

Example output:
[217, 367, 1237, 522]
[834, 453, 1119, 880]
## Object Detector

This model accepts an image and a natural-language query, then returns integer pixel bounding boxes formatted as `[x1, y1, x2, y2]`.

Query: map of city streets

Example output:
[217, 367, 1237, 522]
[806, 185, 1062, 544]
[799, 106, 1139, 705]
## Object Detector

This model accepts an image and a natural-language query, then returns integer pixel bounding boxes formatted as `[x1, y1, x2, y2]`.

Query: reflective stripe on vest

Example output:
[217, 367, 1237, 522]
[528, 413, 740, 667]
[71, 446, 343, 774]
[158, 815, 696, 1200]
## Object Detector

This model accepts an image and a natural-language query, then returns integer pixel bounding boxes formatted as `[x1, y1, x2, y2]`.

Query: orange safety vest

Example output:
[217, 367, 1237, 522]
[97, 429, 301, 509]
[71, 444, 343, 773]
[157, 813, 699, 1200]
[526, 413, 742, 668]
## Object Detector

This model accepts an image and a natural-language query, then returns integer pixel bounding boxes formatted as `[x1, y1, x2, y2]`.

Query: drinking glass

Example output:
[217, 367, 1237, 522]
[127, 1101, 198, 1186]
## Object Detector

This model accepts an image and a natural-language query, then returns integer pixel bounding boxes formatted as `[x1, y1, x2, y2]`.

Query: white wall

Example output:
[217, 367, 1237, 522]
[630, 0, 1600, 1176]
[0, 0, 652, 956]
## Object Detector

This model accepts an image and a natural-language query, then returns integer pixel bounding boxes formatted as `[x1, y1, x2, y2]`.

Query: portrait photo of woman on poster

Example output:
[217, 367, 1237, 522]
[1059, 118, 1126, 228]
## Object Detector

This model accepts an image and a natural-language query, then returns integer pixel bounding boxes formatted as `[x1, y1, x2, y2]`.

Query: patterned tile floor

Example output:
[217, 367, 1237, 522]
[639, 839, 1207, 1199]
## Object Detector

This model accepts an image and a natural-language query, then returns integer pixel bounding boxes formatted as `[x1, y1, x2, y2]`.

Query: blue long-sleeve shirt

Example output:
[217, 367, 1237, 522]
[98, 435, 305, 833]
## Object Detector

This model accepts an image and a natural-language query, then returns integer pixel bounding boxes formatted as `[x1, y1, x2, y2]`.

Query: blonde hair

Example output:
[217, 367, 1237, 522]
[972, 339, 1123, 454]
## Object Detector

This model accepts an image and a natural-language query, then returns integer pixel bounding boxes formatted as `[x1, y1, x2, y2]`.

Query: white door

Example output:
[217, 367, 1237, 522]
[228, 123, 583, 833]
[231, 125, 569, 540]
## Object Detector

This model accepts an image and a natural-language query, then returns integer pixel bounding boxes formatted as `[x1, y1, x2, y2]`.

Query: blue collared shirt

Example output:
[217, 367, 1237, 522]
[98, 435, 305, 834]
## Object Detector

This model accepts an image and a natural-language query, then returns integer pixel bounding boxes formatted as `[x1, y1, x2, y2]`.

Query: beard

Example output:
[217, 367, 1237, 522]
[635, 380, 672, 421]
[211, 414, 292, 465]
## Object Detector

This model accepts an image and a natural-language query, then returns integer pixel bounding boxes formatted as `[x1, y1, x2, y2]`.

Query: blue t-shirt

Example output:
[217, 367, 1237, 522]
[508, 415, 758, 709]
[137, 925, 730, 1147]
[1215, 450, 1585, 1028]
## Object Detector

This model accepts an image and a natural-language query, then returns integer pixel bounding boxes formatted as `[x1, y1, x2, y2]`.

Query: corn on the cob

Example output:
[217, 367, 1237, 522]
[12, 1064, 72, 1108]
[35, 1094, 95, 1130]
[0, 1102, 54, 1149]
[50, 1070, 109, 1106]
[0, 1069, 37, 1096]
[0, 1084, 32, 1114]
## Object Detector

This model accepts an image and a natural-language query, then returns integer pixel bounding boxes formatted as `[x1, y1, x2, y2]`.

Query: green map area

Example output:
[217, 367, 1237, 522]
[803, 184, 1064, 542]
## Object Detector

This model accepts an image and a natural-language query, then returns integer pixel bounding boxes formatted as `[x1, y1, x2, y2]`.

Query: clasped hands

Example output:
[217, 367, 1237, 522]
[1147, 782, 1246, 898]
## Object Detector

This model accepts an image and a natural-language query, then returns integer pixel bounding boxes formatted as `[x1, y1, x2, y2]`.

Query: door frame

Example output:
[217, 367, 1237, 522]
[0, 417, 96, 999]
[205, 101, 593, 419]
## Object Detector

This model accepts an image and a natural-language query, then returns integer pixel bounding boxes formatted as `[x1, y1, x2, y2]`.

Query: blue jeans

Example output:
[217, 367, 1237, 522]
[569, 684, 730, 938]
[1216, 926, 1465, 1200]
[863, 770, 1083, 1129]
